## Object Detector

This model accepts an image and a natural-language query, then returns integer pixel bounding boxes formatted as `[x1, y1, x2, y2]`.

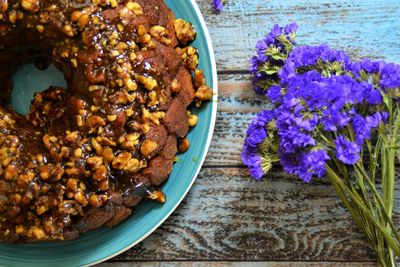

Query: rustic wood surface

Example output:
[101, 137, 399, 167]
[103, 0, 400, 266]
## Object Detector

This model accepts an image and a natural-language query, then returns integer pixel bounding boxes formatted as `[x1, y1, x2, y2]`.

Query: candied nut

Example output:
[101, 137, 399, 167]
[89, 85, 104, 92]
[129, 52, 137, 62]
[74, 148, 83, 158]
[124, 158, 139, 172]
[140, 139, 158, 157]
[116, 42, 128, 52]
[110, 0, 118, 7]
[36, 24, 44, 33]
[102, 147, 115, 162]
[65, 167, 79, 176]
[67, 178, 78, 192]
[65, 131, 79, 143]
[8, 10, 18, 23]
[174, 19, 196, 45]
[194, 69, 206, 88]
[77, 14, 89, 29]
[91, 138, 103, 154]
[9, 193, 21, 205]
[40, 164, 64, 181]
[71, 10, 83, 21]
[71, 58, 78, 68]
[137, 24, 147, 35]
[147, 190, 166, 203]
[88, 115, 106, 127]
[195, 85, 213, 101]
[0, 0, 9, 13]
[21, 0, 40, 12]
[62, 24, 74, 37]
[137, 75, 157, 90]
[87, 156, 103, 169]
[97, 136, 117, 146]
[126, 1, 143, 15]
[15, 225, 26, 235]
[17, 172, 34, 187]
[89, 194, 103, 208]
[97, 179, 108, 190]
[149, 25, 167, 40]
[121, 133, 140, 150]
[178, 138, 190, 153]
[36, 205, 49, 215]
[76, 115, 84, 127]
[74, 192, 88, 206]
[188, 114, 198, 127]
[139, 33, 151, 44]
[4, 164, 18, 180]
[171, 79, 181, 93]
[28, 226, 47, 240]
[124, 78, 137, 91]
[93, 165, 108, 181]
[112, 152, 131, 170]
[107, 114, 117, 122]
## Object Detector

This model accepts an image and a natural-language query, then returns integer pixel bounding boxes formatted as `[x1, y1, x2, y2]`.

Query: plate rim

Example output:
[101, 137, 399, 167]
[83, 1, 218, 266]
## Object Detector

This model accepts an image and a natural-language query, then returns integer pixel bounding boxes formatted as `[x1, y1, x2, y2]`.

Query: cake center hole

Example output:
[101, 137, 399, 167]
[11, 63, 67, 115]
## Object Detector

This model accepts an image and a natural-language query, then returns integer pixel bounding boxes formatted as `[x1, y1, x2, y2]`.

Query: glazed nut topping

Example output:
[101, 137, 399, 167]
[178, 138, 190, 153]
[140, 139, 158, 157]
[0, 0, 9, 13]
[20, 0, 40, 13]
[126, 1, 143, 15]
[137, 75, 158, 90]
[62, 24, 74, 37]
[195, 85, 213, 101]
[149, 25, 167, 40]
[173, 19, 196, 45]
[188, 114, 198, 127]
[0, 0, 213, 243]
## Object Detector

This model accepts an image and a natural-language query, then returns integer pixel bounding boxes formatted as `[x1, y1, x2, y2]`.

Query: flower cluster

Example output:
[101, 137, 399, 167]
[249, 23, 298, 94]
[242, 23, 390, 182]
[243, 23, 400, 265]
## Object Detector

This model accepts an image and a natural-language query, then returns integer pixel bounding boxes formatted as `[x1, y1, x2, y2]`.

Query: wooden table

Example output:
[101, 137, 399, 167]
[101, 0, 400, 266]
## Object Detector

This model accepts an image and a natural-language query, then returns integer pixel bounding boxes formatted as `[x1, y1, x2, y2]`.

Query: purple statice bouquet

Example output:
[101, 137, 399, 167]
[243, 23, 400, 266]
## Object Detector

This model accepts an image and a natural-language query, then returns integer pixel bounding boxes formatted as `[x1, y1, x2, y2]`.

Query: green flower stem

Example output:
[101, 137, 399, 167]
[325, 165, 400, 258]
[354, 163, 400, 242]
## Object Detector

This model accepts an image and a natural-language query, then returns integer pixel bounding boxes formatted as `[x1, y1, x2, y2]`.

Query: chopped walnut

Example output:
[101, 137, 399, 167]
[174, 19, 196, 45]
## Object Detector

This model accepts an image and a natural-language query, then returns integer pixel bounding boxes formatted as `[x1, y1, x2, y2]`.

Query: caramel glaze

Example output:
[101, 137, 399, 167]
[0, 0, 212, 242]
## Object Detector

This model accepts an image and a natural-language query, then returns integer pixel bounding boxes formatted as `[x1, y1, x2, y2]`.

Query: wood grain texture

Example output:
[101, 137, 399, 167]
[108, 168, 400, 262]
[105, 0, 400, 265]
[196, 0, 400, 71]
[99, 262, 376, 267]
[204, 73, 265, 166]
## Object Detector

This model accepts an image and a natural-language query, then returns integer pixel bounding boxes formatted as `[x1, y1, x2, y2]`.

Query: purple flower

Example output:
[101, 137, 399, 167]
[242, 110, 277, 179]
[270, 24, 283, 38]
[246, 127, 267, 147]
[284, 23, 298, 35]
[303, 149, 330, 179]
[367, 89, 383, 105]
[249, 23, 298, 94]
[266, 85, 282, 103]
[213, 0, 224, 11]
[334, 135, 361, 165]
[279, 148, 329, 183]
[244, 23, 392, 183]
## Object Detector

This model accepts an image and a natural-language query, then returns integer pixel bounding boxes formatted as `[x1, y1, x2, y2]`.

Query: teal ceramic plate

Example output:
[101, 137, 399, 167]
[0, 0, 217, 266]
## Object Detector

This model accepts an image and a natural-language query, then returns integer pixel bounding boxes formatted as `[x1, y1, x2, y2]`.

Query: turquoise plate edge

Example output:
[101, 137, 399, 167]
[0, 0, 218, 266]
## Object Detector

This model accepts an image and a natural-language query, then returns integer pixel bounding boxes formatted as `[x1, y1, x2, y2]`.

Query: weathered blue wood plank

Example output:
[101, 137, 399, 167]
[196, 0, 400, 71]
[109, 0, 400, 264]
